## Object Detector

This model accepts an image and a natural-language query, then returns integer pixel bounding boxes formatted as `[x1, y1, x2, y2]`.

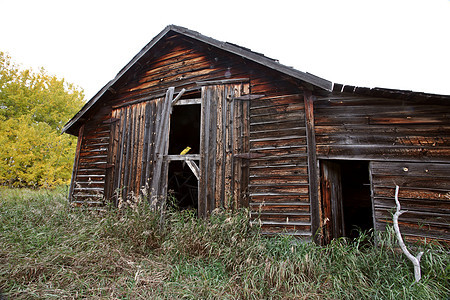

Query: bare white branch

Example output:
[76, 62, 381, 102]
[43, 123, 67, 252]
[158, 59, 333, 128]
[393, 185, 424, 283]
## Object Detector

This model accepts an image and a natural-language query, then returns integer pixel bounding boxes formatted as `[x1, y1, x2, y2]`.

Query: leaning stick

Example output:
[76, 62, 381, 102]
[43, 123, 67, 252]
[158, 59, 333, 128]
[393, 185, 424, 283]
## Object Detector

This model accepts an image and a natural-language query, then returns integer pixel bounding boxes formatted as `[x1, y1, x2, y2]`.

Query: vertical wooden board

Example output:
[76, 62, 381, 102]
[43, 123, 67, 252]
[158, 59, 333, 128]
[134, 104, 145, 195]
[198, 86, 209, 217]
[214, 85, 225, 208]
[132, 105, 142, 195]
[219, 85, 228, 207]
[110, 109, 121, 204]
[146, 101, 158, 185]
[304, 90, 319, 241]
[207, 86, 218, 213]
[240, 94, 250, 207]
[144, 100, 158, 189]
[105, 110, 119, 201]
[140, 102, 151, 189]
[224, 85, 233, 207]
[150, 88, 174, 207]
[233, 84, 243, 207]
[123, 105, 135, 199]
[116, 107, 128, 203]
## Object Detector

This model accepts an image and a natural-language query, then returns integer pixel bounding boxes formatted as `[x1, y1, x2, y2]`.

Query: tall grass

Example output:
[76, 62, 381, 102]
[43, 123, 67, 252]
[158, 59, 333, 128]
[0, 187, 448, 299]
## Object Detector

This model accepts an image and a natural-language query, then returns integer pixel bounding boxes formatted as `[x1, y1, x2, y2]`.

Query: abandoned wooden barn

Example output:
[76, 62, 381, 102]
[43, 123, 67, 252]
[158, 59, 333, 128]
[63, 25, 450, 245]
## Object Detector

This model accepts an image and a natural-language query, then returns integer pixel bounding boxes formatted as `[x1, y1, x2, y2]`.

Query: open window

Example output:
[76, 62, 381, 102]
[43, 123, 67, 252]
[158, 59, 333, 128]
[320, 160, 373, 243]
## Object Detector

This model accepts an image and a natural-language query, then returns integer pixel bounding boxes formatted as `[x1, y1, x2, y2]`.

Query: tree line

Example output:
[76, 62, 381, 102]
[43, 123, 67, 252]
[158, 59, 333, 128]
[0, 52, 85, 187]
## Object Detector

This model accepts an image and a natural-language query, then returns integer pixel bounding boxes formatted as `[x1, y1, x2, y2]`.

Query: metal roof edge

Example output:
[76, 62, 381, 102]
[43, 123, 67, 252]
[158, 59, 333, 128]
[331, 83, 450, 100]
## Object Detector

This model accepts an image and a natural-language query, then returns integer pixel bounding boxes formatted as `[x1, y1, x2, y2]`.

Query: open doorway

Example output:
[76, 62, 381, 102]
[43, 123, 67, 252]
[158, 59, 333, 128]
[167, 161, 198, 211]
[320, 160, 373, 243]
[167, 102, 201, 211]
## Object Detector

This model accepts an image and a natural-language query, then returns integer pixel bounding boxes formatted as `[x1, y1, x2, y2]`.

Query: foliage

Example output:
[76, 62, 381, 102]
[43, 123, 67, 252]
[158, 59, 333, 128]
[0, 52, 84, 187]
[0, 188, 448, 299]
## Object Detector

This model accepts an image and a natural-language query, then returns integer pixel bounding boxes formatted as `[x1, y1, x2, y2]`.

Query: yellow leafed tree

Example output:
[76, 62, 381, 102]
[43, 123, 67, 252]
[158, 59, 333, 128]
[0, 52, 85, 187]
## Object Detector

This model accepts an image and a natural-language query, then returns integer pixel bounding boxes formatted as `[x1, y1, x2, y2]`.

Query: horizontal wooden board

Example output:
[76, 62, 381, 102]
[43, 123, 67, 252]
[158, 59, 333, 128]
[252, 212, 311, 223]
[250, 174, 308, 185]
[317, 145, 450, 162]
[373, 186, 450, 201]
[250, 136, 307, 149]
[374, 208, 449, 226]
[250, 193, 309, 203]
[371, 161, 450, 177]
[372, 174, 449, 190]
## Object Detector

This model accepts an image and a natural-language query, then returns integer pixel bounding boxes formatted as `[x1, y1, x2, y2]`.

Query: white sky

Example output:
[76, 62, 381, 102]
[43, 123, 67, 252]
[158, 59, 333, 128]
[1, 0, 449, 100]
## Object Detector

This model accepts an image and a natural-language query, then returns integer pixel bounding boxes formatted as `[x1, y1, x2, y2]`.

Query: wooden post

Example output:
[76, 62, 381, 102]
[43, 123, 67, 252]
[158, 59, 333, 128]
[304, 90, 320, 243]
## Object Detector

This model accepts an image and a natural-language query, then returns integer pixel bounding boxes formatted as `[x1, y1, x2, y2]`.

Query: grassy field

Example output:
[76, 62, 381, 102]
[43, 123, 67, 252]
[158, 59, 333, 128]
[0, 187, 448, 299]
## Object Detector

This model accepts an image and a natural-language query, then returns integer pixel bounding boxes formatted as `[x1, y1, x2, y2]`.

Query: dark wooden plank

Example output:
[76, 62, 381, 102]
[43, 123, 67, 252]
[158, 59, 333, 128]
[317, 145, 450, 162]
[215, 85, 225, 208]
[207, 85, 218, 212]
[199, 86, 210, 217]
[196, 78, 249, 86]
[303, 90, 319, 242]
[371, 161, 450, 177]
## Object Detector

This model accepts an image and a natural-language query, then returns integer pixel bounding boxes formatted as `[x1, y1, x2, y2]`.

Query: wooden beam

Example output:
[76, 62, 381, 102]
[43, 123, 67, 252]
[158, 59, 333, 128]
[165, 154, 200, 161]
[171, 88, 187, 106]
[196, 78, 250, 86]
[186, 160, 200, 180]
[234, 94, 265, 101]
[304, 90, 320, 243]
[173, 98, 202, 106]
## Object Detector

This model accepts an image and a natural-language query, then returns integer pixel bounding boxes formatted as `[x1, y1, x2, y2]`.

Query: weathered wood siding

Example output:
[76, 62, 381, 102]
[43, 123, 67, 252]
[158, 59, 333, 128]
[68, 33, 313, 236]
[106, 99, 164, 204]
[69, 107, 111, 206]
[249, 93, 311, 238]
[199, 82, 249, 217]
[314, 93, 450, 161]
[371, 161, 450, 245]
[315, 91, 450, 244]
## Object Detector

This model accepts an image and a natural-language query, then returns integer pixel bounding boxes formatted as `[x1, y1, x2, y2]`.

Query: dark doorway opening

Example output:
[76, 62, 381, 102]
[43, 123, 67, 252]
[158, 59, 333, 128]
[167, 161, 198, 212]
[167, 103, 201, 212]
[320, 160, 373, 242]
[168, 104, 201, 155]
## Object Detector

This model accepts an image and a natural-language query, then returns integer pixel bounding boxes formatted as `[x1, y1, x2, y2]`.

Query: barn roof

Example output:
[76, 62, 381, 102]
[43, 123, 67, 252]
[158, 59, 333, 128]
[62, 25, 332, 134]
[62, 25, 449, 135]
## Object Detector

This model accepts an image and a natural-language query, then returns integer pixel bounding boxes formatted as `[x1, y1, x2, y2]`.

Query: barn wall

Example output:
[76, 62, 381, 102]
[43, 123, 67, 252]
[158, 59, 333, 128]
[314, 93, 450, 161]
[105, 99, 162, 204]
[69, 106, 111, 206]
[248, 94, 311, 238]
[314, 92, 450, 244]
[371, 161, 450, 245]
[70, 33, 313, 237]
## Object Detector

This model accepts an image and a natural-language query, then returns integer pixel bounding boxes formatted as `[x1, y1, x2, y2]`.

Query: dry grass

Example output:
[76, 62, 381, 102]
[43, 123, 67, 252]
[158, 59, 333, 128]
[0, 187, 448, 299]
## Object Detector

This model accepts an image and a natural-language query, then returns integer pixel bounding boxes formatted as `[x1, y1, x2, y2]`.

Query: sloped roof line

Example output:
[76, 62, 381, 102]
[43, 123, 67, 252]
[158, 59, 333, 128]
[62, 25, 332, 134]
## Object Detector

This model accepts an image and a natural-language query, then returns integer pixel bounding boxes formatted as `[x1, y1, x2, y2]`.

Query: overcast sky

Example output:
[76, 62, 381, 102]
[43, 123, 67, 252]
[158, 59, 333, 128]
[1, 0, 449, 100]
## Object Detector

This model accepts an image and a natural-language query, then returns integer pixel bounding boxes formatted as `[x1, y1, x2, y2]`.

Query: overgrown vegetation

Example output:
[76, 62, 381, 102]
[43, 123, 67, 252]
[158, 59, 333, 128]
[0, 188, 448, 299]
[0, 52, 85, 187]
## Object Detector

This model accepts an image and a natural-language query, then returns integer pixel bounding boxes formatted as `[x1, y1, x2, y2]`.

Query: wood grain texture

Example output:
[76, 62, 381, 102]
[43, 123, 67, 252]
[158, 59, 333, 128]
[371, 161, 450, 245]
